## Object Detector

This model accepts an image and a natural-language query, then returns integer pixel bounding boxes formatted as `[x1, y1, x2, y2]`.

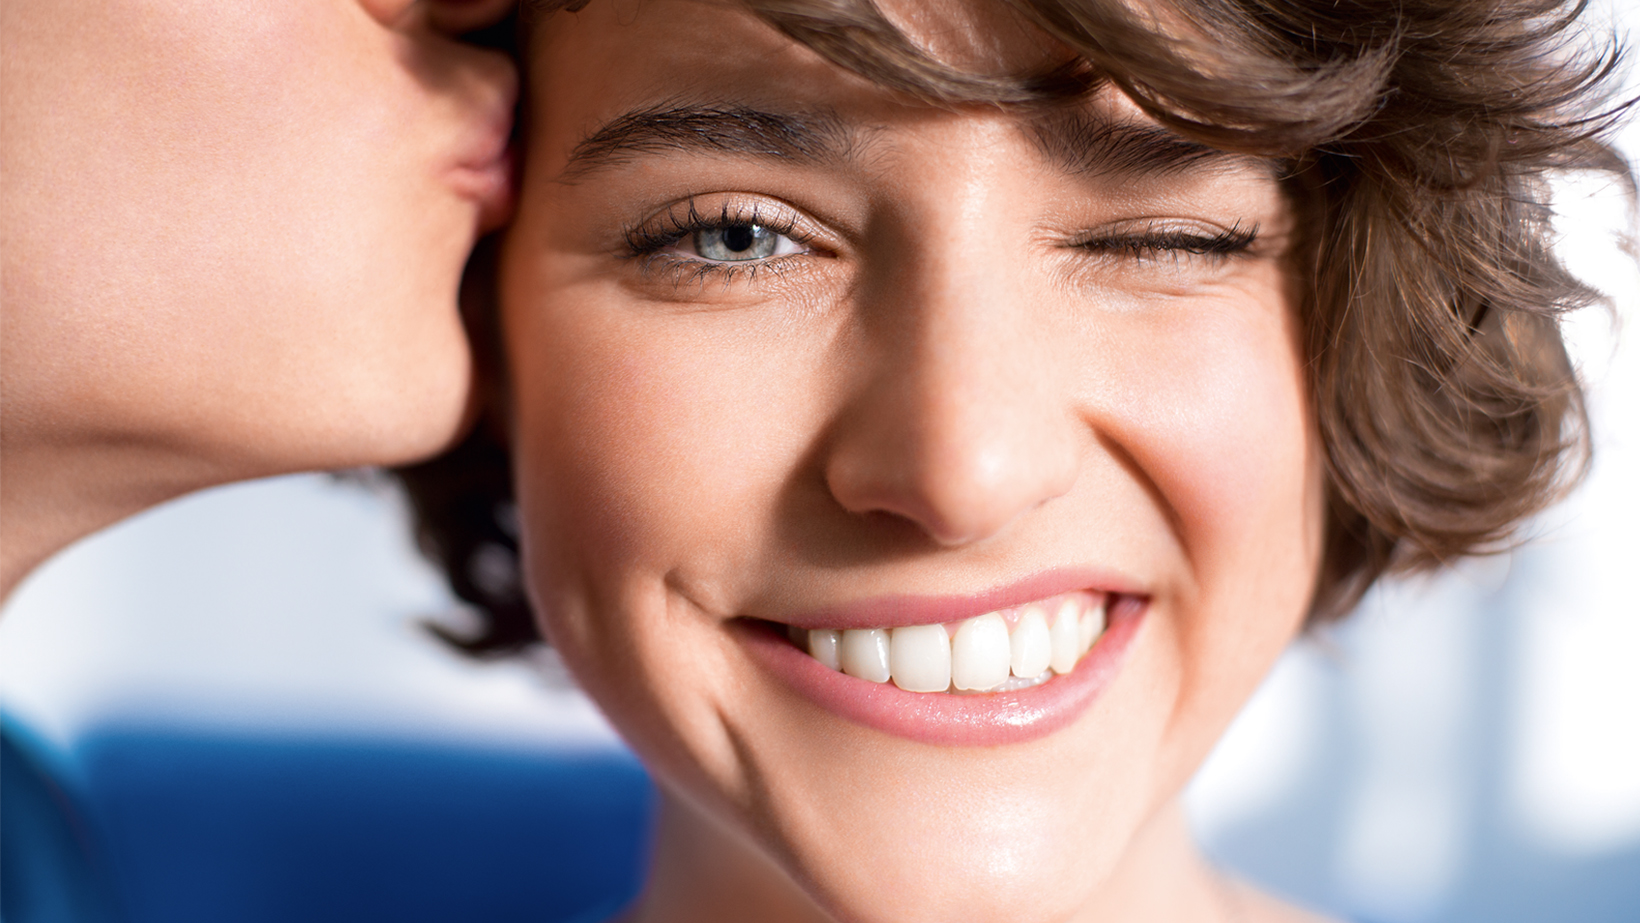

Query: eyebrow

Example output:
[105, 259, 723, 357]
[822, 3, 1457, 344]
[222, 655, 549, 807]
[562, 102, 1265, 182]
[562, 104, 855, 179]
[1028, 110, 1266, 179]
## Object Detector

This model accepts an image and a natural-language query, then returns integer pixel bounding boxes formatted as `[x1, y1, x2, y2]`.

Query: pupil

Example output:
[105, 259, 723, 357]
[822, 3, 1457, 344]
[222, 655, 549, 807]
[722, 225, 757, 252]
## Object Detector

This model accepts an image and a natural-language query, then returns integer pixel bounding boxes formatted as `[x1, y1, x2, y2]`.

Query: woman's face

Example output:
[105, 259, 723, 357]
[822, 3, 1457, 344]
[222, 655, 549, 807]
[2, 0, 514, 476]
[503, 1, 1324, 919]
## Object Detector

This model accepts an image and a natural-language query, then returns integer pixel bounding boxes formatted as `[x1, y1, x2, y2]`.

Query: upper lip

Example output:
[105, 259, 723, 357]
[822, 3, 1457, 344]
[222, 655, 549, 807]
[447, 83, 518, 226]
[456, 104, 514, 175]
[451, 60, 519, 176]
[767, 566, 1146, 631]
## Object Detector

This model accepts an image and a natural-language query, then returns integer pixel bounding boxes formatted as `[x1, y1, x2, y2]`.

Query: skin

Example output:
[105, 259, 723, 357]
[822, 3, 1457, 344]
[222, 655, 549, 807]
[502, 1, 1331, 920]
[0, 0, 518, 598]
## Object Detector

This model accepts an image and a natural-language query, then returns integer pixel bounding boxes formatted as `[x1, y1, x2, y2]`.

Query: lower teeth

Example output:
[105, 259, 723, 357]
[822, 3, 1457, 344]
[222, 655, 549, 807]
[949, 671, 1053, 694]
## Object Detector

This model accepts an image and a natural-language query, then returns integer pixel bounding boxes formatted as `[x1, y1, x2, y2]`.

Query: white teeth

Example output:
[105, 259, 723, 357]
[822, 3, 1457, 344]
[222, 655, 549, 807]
[809, 629, 843, 671]
[840, 628, 892, 683]
[956, 670, 1053, 695]
[1078, 603, 1106, 655]
[951, 616, 1010, 688]
[796, 592, 1112, 693]
[951, 612, 1012, 691]
[890, 623, 952, 693]
[1049, 598, 1081, 675]
[1009, 607, 1052, 680]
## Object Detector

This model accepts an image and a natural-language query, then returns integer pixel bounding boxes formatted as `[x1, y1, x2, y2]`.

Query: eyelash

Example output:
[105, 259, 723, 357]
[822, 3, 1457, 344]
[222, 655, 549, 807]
[1072, 222, 1259, 262]
[622, 200, 812, 284]
[622, 202, 1259, 286]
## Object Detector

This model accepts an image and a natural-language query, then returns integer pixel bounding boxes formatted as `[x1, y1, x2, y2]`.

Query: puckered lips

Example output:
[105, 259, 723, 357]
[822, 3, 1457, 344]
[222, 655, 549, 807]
[736, 569, 1147, 746]
[447, 72, 518, 228]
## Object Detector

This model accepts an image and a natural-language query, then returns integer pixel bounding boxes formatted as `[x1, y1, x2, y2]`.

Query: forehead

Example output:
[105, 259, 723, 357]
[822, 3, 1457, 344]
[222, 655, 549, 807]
[527, 0, 1059, 102]
[525, 0, 1273, 187]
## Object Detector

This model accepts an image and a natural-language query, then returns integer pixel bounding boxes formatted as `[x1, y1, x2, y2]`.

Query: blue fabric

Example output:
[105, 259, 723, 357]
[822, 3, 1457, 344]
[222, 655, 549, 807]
[1, 721, 120, 923]
[3, 719, 654, 923]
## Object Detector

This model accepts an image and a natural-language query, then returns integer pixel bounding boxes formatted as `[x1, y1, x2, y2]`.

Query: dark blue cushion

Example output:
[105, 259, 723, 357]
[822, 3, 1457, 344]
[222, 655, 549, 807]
[3, 718, 654, 923]
[2, 721, 121, 923]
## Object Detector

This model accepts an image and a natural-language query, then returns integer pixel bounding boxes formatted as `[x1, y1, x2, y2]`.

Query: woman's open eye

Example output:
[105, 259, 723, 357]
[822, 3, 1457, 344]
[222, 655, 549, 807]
[686, 224, 803, 262]
[622, 199, 817, 280]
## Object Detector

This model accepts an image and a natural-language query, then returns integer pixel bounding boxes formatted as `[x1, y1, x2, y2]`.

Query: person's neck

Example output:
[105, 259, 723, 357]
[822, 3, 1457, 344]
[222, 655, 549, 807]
[621, 789, 1249, 923]
[0, 430, 231, 601]
[619, 790, 832, 923]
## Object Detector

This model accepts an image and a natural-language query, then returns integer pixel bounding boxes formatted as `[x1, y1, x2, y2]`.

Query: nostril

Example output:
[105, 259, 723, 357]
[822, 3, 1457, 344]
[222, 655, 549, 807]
[357, 0, 418, 28]
[820, 307, 1082, 547]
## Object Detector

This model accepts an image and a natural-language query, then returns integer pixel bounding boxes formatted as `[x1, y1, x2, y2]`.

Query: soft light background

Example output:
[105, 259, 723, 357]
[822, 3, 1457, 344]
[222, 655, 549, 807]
[4, 6, 1638, 919]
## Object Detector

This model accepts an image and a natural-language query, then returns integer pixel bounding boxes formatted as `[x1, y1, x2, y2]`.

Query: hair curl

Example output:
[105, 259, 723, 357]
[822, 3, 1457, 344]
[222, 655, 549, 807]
[396, 0, 1633, 654]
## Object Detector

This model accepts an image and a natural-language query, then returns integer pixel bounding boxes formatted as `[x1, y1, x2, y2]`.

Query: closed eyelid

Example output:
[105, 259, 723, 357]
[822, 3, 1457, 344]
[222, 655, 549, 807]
[1074, 221, 1260, 251]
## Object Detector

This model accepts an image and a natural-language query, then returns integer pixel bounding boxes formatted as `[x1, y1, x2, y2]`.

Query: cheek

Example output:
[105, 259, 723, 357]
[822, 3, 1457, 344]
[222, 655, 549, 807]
[502, 272, 847, 795]
[513, 310, 794, 565]
[1132, 324, 1316, 563]
[1096, 279, 1322, 769]
[501, 261, 843, 646]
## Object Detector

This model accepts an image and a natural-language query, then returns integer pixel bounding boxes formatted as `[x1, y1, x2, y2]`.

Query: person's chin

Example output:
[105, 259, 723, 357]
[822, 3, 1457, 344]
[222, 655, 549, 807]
[716, 668, 1167, 923]
[758, 781, 1127, 923]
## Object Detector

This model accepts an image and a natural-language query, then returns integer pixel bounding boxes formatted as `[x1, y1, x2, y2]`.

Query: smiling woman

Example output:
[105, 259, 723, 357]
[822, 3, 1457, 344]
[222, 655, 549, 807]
[393, 0, 1631, 920]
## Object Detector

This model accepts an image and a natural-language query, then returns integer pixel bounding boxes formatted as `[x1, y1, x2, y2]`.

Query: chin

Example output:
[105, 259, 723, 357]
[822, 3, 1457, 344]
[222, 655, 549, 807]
[763, 781, 1132, 923]
[299, 340, 477, 472]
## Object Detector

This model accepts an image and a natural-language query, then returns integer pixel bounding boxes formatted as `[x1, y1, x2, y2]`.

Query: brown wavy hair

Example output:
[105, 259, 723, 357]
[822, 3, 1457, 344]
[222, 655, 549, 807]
[396, 0, 1633, 655]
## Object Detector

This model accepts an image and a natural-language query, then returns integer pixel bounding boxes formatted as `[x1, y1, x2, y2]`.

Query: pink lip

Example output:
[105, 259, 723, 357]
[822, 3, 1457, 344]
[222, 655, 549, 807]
[738, 589, 1147, 747]
[778, 567, 1146, 631]
[452, 143, 515, 229]
[450, 78, 518, 227]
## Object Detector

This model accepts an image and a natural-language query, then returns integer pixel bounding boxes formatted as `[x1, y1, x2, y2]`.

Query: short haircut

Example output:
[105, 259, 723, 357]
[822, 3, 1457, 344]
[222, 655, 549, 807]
[396, 0, 1634, 654]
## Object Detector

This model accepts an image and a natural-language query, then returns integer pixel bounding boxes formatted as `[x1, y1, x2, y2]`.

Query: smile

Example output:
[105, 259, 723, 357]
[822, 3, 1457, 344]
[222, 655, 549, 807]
[738, 574, 1147, 746]
[786, 591, 1106, 694]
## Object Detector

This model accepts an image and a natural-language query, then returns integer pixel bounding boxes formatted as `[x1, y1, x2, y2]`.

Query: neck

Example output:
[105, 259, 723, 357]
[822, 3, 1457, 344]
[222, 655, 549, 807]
[622, 789, 834, 923]
[624, 788, 1246, 923]
[1072, 800, 1244, 922]
[0, 428, 231, 601]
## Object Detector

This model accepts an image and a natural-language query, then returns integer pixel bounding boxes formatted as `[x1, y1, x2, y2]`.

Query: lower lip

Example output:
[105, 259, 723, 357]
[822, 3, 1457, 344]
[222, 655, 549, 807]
[737, 598, 1145, 747]
[451, 147, 515, 216]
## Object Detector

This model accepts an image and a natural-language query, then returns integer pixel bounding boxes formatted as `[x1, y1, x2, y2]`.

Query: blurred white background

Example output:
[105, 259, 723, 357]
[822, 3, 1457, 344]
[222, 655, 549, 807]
[4, 5, 1638, 921]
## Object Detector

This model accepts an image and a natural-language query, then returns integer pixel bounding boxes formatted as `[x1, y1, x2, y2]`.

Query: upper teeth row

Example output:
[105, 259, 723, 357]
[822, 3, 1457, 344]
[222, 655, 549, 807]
[799, 594, 1106, 694]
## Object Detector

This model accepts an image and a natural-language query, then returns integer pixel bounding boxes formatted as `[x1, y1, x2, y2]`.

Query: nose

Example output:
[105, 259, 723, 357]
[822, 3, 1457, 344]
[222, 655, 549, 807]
[360, 0, 518, 34]
[823, 250, 1082, 547]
